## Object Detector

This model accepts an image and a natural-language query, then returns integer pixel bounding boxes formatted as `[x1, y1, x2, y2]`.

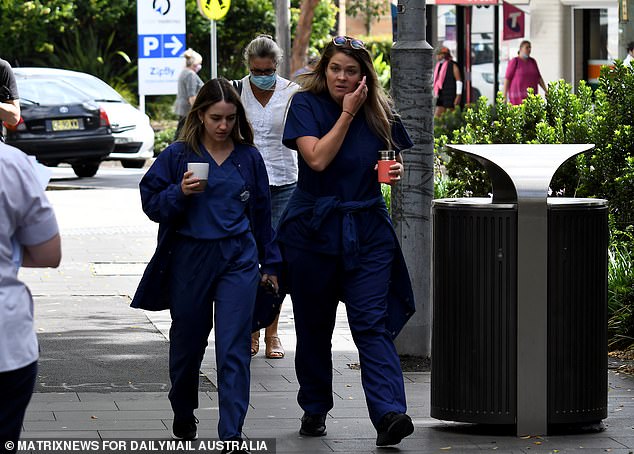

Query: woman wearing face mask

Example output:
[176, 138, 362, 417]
[174, 48, 204, 140]
[235, 34, 299, 360]
[502, 40, 547, 105]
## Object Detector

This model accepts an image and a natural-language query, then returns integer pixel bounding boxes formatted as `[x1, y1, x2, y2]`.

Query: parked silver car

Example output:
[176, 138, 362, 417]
[13, 67, 154, 168]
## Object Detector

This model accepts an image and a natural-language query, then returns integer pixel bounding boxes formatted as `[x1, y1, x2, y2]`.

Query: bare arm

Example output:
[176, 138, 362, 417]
[21, 233, 61, 268]
[0, 99, 20, 125]
[188, 95, 197, 107]
[502, 79, 509, 100]
[297, 77, 368, 172]
[539, 77, 547, 94]
[452, 64, 462, 106]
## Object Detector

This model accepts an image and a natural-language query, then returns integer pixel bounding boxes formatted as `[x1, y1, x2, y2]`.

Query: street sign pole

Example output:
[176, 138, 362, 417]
[211, 20, 217, 78]
[198, 0, 230, 79]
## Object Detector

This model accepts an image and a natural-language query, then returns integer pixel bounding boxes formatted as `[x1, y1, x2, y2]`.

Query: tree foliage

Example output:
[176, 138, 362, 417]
[346, 0, 388, 36]
[0, 0, 335, 83]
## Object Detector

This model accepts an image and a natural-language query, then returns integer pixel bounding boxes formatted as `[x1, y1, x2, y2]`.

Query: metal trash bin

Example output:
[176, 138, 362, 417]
[430, 145, 608, 435]
[431, 198, 607, 426]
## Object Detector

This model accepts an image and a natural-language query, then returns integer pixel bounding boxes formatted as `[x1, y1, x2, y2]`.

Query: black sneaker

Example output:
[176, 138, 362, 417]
[221, 439, 251, 454]
[299, 412, 327, 436]
[375, 412, 414, 446]
[172, 415, 199, 440]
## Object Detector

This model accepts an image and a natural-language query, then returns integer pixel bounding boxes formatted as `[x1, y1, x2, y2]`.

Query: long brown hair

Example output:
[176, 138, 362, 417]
[297, 39, 397, 149]
[179, 78, 254, 155]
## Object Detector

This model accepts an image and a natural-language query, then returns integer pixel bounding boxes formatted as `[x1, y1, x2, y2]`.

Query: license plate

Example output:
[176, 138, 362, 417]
[52, 119, 80, 131]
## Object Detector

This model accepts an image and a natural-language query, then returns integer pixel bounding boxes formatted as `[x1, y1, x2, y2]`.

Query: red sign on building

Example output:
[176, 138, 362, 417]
[435, 0, 499, 4]
[503, 1, 525, 40]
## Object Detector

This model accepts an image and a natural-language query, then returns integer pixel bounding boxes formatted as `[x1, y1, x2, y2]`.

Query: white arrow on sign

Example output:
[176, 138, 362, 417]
[165, 35, 184, 56]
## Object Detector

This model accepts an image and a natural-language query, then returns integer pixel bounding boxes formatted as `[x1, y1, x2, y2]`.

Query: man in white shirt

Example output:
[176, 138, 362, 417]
[238, 35, 299, 360]
[0, 142, 61, 452]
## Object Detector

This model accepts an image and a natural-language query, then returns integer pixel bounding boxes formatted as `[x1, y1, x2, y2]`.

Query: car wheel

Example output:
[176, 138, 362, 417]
[72, 161, 100, 178]
[121, 159, 146, 169]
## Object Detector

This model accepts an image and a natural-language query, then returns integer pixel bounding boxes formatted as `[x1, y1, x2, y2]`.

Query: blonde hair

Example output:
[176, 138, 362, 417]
[183, 48, 202, 67]
[298, 42, 398, 149]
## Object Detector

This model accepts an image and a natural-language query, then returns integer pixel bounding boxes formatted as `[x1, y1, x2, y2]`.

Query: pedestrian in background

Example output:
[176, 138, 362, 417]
[173, 48, 204, 141]
[0, 57, 20, 141]
[503, 40, 547, 105]
[433, 46, 462, 117]
[132, 78, 281, 445]
[279, 35, 416, 447]
[293, 51, 319, 81]
[0, 142, 61, 453]
[236, 34, 299, 360]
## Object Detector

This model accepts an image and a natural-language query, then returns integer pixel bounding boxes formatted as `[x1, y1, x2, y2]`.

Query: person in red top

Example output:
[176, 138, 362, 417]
[502, 40, 547, 105]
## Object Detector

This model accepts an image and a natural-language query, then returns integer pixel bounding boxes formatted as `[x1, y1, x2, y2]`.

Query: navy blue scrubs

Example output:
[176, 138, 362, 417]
[168, 154, 259, 440]
[280, 91, 414, 427]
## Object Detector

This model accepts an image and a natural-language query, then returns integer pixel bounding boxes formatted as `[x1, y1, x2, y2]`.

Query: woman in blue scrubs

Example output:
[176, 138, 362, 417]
[279, 37, 416, 447]
[132, 78, 280, 445]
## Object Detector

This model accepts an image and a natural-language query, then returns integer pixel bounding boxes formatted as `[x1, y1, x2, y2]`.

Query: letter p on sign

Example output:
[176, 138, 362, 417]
[143, 36, 161, 57]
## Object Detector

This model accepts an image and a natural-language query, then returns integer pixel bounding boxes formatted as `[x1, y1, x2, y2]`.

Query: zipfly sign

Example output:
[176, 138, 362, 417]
[137, 0, 186, 95]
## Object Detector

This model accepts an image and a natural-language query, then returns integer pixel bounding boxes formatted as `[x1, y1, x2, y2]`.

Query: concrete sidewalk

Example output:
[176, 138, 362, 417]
[17, 189, 634, 453]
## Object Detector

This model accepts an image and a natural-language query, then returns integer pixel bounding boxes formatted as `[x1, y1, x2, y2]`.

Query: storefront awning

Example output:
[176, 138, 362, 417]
[435, 0, 498, 4]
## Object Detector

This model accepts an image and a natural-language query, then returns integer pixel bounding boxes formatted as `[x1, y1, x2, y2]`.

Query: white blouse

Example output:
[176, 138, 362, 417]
[240, 75, 299, 186]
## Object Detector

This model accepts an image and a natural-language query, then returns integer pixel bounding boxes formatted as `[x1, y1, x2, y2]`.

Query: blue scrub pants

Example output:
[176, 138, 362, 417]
[168, 232, 259, 440]
[0, 361, 37, 453]
[284, 244, 407, 427]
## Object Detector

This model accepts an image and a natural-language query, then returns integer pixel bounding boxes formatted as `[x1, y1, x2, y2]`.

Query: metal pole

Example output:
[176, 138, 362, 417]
[494, 4, 500, 100]
[275, 0, 291, 79]
[391, 0, 434, 357]
[211, 20, 217, 79]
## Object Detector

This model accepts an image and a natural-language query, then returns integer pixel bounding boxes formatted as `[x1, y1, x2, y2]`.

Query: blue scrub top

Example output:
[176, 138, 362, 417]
[280, 91, 413, 254]
[177, 147, 250, 240]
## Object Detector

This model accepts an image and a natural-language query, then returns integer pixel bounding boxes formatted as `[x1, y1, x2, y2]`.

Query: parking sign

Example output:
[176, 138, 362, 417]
[137, 0, 186, 95]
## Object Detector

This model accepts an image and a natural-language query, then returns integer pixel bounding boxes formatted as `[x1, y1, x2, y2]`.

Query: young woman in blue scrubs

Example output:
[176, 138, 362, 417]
[132, 78, 280, 445]
[279, 37, 416, 447]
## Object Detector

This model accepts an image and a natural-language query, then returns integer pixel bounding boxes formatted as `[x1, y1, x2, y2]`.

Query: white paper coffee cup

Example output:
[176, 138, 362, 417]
[187, 162, 209, 189]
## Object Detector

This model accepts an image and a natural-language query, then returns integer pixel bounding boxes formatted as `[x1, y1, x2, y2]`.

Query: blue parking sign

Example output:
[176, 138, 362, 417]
[139, 35, 162, 58]
[138, 34, 185, 58]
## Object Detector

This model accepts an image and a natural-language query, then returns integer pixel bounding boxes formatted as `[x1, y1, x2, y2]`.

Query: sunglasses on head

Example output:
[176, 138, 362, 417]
[332, 36, 365, 50]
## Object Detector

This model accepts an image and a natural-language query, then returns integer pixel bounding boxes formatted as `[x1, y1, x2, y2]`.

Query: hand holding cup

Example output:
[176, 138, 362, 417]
[182, 162, 209, 195]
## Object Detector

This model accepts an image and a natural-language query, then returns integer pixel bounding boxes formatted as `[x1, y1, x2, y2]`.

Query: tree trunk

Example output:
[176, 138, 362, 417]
[291, 0, 320, 75]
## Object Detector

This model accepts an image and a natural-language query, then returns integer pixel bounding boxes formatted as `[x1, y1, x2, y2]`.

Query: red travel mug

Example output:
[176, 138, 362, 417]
[377, 150, 396, 184]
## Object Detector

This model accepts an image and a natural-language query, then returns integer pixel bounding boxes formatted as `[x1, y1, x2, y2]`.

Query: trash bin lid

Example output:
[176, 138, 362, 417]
[546, 197, 607, 207]
[433, 197, 607, 209]
[432, 197, 516, 209]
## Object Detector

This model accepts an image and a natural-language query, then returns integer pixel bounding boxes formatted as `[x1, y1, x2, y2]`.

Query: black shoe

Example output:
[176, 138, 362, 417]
[299, 412, 327, 436]
[221, 439, 251, 454]
[376, 412, 414, 446]
[172, 415, 199, 440]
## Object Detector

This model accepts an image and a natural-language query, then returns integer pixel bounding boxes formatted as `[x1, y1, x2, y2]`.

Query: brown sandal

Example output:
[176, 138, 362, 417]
[264, 336, 285, 359]
[251, 336, 260, 357]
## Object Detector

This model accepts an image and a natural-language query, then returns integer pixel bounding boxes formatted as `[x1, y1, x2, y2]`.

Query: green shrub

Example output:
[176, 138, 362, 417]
[608, 244, 634, 349]
[146, 96, 178, 122]
[435, 65, 634, 350]
[40, 28, 136, 92]
[154, 127, 176, 156]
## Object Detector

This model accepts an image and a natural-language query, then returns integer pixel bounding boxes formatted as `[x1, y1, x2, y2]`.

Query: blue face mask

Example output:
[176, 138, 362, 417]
[250, 73, 276, 90]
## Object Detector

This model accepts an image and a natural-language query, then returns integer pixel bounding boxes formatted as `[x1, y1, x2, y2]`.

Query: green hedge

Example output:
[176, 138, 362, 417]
[435, 63, 634, 350]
